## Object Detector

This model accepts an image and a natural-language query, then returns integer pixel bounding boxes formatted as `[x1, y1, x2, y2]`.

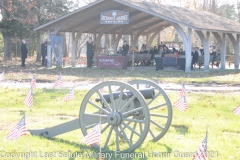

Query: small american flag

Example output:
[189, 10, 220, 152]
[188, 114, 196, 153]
[192, 131, 208, 160]
[24, 88, 33, 108]
[6, 116, 27, 140]
[234, 106, 240, 116]
[180, 83, 186, 97]
[80, 123, 101, 146]
[53, 74, 62, 88]
[63, 89, 74, 102]
[145, 84, 150, 88]
[173, 83, 188, 112]
[99, 78, 104, 93]
[30, 77, 36, 89]
[174, 97, 188, 112]
[0, 72, 4, 82]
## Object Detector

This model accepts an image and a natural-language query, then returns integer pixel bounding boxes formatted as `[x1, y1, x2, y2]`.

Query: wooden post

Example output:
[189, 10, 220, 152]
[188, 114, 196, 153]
[132, 51, 135, 70]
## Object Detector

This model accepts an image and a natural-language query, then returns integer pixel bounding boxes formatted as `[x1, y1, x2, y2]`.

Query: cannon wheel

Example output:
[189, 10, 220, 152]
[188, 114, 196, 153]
[127, 80, 172, 142]
[79, 81, 150, 152]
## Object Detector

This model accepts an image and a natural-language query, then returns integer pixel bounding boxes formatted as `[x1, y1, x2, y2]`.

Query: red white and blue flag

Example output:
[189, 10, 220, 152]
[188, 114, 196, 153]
[24, 88, 33, 109]
[63, 89, 74, 102]
[0, 72, 4, 82]
[99, 78, 104, 93]
[6, 116, 27, 140]
[30, 77, 36, 89]
[173, 83, 188, 112]
[234, 106, 240, 116]
[80, 123, 101, 146]
[53, 74, 62, 88]
[192, 131, 208, 160]
[145, 84, 150, 88]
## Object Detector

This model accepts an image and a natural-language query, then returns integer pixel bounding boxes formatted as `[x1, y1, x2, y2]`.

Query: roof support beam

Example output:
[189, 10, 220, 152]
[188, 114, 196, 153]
[53, 23, 65, 35]
[47, 30, 52, 68]
[212, 32, 226, 70]
[112, 19, 165, 50]
[130, 34, 134, 47]
[171, 23, 192, 72]
[147, 25, 172, 47]
[142, 22, 169, 35]
[227, 33, 239, 70]
[196, 30, 210, 71]
[65, 16, 102, 32]
[148, 28, 164, 47]
[125, 19, 164, 36]
[107, 15, 155, 34]
[72, 30, 76, 67]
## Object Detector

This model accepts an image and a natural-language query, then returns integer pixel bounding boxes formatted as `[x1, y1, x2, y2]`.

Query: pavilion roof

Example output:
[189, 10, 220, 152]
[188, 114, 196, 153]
[35, 0, 240, 34]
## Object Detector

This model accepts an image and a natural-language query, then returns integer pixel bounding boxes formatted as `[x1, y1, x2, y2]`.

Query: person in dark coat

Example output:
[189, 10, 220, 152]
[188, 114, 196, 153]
[43, 40, 48, 67]
[122, 41, 129, 56]
[211, 49, 217, 68]
[41, 40, 47, 66]
[86, 37, 94, 67]
[191, 47, 199, 70]
[21, 39, 28, 67]
[153, 46, 158, 55]
[117, 47, 123, 54]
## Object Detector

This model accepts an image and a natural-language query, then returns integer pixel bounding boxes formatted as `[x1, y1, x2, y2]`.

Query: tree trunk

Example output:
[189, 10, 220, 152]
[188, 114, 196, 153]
[212, 0, 215, 13]
[3, 36, 12, 61]
[36, 32, 41, 62]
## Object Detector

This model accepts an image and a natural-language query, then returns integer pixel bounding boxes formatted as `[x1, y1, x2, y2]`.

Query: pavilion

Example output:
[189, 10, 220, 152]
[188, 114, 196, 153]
[34, 0, 240, 72]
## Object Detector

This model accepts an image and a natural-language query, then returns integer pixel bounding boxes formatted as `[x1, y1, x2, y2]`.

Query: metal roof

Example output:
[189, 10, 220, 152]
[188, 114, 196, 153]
[35, 0, 240, 34]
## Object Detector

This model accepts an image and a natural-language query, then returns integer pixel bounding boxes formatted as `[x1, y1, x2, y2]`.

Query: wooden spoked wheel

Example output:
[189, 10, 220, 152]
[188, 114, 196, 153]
[79, 81, 150, 152]
[127, 80, 172, 142]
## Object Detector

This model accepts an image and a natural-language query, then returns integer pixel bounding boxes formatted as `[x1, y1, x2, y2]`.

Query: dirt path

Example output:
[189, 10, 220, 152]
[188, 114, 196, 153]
[1, 81, 240, 93]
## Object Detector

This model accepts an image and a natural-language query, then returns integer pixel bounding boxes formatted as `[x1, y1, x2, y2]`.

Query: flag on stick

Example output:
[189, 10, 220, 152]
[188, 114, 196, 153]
[145, 84, 150, 88]
[63, 89, 74, 102]
[0, 72, 4, 82]
[53, 74, 62, 88]
[173, 83, 188, 112]
[6, 115, 27, 140]
[99, 78, 104, 93]
[174, 97, 188, 112]
[80, 123, 101, 146]
[180, 83, 186, 97]
[24, 88, 33, 109]
[30, 76, 36, 89]
[192, 130, 208, 160]
[234, 106, 240, 116]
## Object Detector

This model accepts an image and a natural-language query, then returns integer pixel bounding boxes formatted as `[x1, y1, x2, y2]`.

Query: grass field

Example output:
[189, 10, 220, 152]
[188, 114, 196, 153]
[0, 86, 239, 160]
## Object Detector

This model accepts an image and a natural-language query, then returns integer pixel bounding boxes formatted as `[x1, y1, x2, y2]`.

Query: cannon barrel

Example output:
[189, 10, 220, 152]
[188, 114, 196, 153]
[96, 88, 155, 103]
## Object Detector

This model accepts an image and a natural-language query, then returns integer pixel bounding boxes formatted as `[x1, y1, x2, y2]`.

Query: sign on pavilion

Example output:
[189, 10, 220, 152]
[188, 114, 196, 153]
[100, 10, 129, 24]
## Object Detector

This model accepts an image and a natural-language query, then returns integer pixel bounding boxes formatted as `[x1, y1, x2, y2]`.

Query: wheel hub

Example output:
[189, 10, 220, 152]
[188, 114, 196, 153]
[107, 112, 122, 126]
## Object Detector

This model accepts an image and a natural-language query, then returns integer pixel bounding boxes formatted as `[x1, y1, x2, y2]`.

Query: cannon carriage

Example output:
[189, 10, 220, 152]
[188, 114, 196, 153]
[29, 80, 172, 152]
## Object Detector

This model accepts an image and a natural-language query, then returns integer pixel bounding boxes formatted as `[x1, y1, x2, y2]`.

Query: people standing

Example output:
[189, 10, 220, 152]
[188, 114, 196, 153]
[122, 40, 129, 56]
[86, 37, 94, 67]
[21, 39, 28, 67]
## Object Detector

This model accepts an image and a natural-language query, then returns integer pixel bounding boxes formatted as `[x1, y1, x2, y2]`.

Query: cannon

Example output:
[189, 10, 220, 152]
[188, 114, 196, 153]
[95, 88, 155, 103]
[29, 80, 172, 152]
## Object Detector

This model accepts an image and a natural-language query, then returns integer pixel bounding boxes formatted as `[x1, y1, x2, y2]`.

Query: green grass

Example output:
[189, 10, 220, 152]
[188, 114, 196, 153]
[0, 87, 240, 160]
